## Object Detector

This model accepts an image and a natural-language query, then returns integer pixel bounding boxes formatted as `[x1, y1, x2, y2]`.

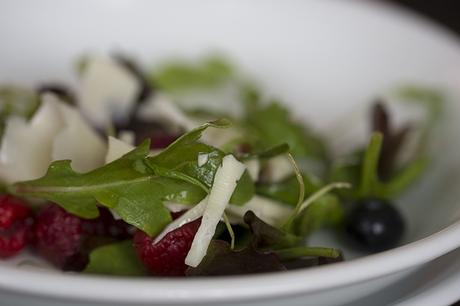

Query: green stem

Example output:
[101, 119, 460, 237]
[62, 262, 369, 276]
[359, 132, 383, 198]
[275, 247, 341, 261]
[287, 153, 305, 216]
[223, 213, 235, 250]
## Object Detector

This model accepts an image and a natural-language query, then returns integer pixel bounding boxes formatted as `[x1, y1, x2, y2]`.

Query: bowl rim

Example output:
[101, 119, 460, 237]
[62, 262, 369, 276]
[0, 221, 459, 304]
[1, 0, 460, 304]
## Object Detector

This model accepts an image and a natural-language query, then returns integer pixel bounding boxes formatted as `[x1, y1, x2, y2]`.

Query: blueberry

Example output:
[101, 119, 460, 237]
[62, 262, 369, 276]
[344, 198, 404, 252]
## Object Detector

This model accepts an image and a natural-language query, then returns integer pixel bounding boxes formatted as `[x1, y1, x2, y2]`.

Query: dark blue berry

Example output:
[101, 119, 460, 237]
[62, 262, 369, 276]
[345, 198, 404, 252]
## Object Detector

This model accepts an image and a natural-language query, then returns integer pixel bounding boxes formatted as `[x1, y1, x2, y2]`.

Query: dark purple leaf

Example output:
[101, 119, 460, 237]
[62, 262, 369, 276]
[370, 101, 411, 180]
[243, 211, 301, 249]
[185, 240, 286, 276]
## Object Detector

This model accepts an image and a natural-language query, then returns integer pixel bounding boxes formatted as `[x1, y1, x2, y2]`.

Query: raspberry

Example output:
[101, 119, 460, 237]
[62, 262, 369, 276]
[116, 118, 179, 149]
[35, 204, 131, 271]
[134, 219, 201, 276]
[0, 195, 34, 258]
[149, 132, 178, 149]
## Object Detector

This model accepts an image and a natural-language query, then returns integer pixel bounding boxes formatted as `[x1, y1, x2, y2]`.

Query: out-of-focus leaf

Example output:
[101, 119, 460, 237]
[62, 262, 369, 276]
[256, 174, 321, 206]
[371, 102, 411, 180]
[244, 211, 301, 249]
[244, 102, 327, 160]
[84, 240, 147, 276]
[293, 194, 344, 237]
[358, 132, 383, 198]
[185, 240, 286, 276]
[152, 56, 234, 92]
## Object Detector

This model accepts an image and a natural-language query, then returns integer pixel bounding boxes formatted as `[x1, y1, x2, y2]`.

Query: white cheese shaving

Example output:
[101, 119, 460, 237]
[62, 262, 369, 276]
[78, 56, 140, 127]
[244, 159, 260, 181]
[197, 153, 209, 167]
[137, 93, 243, 148]
[226, 195, 293, 226]
[185, 155, 246, 267]
[165, 202, 191, 213]
[154, 196, 209, 244]
[0, 94, 106, 183]
[118, 130, 135, 145]
[0, 97, 63, 183]
[200, 125, 243, 148]
[264, 155, 294, 182]
[137, 93, 197, 132]
[105, 136, 135, 164]
[52, 99, 107, 173]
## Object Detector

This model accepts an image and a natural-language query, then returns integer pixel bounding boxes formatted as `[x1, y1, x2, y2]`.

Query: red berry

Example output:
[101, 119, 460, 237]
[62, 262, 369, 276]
[118, 118, 179, 149]
[149, 132, 178, 149]
[35, 204, 131, 271]
[0, 195, 34, 258]
[134, 219, 201, 276]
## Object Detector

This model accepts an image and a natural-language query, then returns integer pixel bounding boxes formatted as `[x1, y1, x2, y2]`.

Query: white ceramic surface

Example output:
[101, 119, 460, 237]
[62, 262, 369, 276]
[1, 0, 460, 305]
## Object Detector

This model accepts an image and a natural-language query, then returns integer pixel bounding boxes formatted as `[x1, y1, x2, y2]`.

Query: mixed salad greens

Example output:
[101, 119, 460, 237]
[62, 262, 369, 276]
[0, 54, 443, 276]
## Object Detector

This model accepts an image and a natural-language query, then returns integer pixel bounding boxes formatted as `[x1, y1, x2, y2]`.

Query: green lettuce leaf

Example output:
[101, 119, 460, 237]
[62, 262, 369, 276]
[84, 240, 147, 276]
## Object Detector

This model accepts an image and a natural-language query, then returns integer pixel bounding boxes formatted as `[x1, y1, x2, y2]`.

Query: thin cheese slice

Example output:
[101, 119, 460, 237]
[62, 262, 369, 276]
[137, 93, 197, 132]
[226, 195, 292, 226]
[185, 155, 246, 267]
[153, 196, 209, 244]
[244, 159, 260, 181]
[264, 155, 294, 183]
[78, 56, 140, 127]
[0, 97, 63, 183]
[52, 97, 107, 172]
[105, 136, 135, 164]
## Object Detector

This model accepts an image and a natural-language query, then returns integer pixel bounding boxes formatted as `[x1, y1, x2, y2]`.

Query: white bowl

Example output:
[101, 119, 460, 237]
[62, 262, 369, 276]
[1, 0, 460, 305]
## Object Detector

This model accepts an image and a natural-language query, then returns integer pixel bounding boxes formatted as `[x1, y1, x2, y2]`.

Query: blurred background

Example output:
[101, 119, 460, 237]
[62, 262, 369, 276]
[388, 0, 460, 35]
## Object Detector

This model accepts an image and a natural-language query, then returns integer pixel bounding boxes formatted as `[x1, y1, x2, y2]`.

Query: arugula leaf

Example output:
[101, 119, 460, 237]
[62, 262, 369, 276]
[10, 141, 175, 235]
[152, 56, 234, 92]
[229, 171, 255, 205]
[185, 240, 286, 276]
[84, 240, 147, 276]
[10, 120, 254, 235]
[244, 102, 327, 160]
[147, 119, 254, 205]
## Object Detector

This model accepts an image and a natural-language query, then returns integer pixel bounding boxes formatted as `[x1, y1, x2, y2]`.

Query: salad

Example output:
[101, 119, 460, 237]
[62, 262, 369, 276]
[0, 55, 442, 276]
